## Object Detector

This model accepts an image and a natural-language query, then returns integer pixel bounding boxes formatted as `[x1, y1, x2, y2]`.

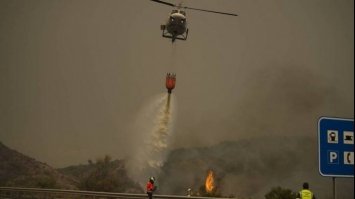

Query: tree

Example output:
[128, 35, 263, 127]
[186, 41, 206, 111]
[265, 186, 297, 199]
[79, 155, 143, 193]
[80, 155, 118, 192]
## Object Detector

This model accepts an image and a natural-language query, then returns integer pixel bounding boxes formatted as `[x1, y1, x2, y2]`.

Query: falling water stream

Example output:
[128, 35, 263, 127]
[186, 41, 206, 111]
[127, 93, 175, 187]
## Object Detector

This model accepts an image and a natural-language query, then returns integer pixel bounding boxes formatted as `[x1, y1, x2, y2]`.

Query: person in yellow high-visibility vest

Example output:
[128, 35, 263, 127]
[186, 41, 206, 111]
[296, 182, 316, 199]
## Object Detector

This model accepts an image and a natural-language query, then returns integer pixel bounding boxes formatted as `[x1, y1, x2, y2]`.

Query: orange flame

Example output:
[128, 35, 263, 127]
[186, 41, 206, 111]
[205, 170, 215, 193]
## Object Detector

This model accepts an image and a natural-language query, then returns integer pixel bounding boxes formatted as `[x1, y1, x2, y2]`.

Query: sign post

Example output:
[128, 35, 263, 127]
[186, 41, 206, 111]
[318, 117, 354, 199]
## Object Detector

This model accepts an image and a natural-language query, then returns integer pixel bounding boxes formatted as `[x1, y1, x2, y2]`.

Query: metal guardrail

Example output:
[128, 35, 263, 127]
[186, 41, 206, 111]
[0, 187, 233, 199]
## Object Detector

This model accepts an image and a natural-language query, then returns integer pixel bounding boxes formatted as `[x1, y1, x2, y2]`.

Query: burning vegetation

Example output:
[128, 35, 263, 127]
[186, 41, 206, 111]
[205, 170, 215, 193]
[196, 170, 221, 197]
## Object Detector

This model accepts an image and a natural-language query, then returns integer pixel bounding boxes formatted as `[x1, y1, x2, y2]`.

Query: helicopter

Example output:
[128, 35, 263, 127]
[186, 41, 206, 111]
[151, 0, 238, 42]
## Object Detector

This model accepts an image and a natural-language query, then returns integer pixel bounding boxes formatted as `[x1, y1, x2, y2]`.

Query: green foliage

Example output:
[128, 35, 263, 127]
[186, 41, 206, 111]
[80, 155, 116, 192]
[264, 186, 297, 199]
[78, 155, 142, 193]
[36, 175, 58, 188]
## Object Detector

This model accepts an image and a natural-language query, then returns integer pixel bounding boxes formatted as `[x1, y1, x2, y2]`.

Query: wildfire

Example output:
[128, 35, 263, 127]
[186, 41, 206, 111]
[205, 170, 215, 193]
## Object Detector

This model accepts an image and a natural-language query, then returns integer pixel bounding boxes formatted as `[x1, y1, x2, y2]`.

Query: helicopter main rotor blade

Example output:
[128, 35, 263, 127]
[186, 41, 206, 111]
[150, 0, 175, 7]
[183, 6, 238, 16]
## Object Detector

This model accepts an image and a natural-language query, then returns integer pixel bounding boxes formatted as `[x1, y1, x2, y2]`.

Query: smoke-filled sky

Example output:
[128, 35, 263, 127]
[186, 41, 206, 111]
[0, 0, 353, 169]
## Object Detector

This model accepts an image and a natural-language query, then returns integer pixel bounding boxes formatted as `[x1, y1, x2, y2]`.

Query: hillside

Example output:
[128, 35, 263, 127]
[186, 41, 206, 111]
[58, 157, 143, 193]
[158, 136, 353, 199]
[1, 137, 353, 199]
[0, 142, 77, 189]
[0, 142, 142, 193]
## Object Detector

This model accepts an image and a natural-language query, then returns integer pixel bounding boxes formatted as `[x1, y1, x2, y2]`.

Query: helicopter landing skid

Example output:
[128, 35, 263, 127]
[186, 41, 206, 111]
[162, 28, 189, 42]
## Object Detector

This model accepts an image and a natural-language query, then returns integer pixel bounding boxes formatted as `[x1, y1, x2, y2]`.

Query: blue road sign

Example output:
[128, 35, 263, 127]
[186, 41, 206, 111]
[318, 117, 354, 177]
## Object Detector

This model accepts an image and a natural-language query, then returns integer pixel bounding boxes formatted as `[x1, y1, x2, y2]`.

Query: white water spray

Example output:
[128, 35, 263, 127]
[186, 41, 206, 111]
[127, 93, 176, 186]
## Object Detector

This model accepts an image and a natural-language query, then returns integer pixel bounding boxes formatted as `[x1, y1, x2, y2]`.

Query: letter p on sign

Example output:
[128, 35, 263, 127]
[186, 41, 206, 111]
[328, 151, 339, 164]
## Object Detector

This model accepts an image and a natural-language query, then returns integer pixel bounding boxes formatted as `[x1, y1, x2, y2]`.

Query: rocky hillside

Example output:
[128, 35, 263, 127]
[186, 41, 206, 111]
[0, 142, 77, 189]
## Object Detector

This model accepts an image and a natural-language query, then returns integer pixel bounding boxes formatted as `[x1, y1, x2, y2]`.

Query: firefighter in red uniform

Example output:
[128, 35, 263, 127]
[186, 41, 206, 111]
[146, 177, 156, 199]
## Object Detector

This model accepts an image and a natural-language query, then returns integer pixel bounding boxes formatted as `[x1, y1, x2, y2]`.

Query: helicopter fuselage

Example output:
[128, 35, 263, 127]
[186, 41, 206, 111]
[161, 10, 189, 42]
[166, 12, 187, 35]
[152, 0, 237, 42]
